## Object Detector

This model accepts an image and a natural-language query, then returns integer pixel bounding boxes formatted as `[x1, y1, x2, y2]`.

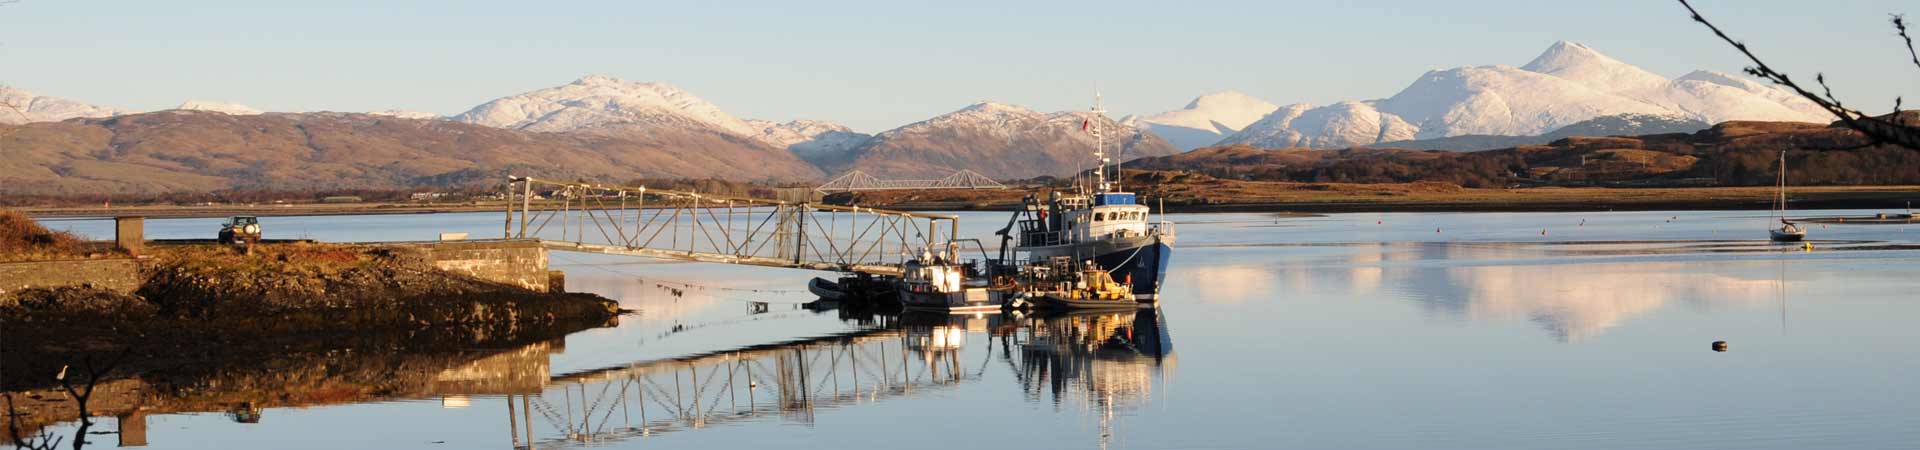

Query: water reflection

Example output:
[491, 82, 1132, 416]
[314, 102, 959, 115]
[1221, 241, 1801, 342]
[3, 324, 594, 449]
[499, 308, 1174, 449]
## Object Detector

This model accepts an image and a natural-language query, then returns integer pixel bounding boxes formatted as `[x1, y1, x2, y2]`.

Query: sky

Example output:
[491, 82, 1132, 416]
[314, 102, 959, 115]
[2, 0, 1916, 132]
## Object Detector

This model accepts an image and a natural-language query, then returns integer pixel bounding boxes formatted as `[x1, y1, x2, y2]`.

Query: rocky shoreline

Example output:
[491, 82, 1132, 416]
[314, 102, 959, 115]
[0, 243, 620, 392]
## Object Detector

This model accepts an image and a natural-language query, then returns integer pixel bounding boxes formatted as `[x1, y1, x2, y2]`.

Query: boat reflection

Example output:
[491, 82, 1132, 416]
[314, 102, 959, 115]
[1004, 308, 1174, 407]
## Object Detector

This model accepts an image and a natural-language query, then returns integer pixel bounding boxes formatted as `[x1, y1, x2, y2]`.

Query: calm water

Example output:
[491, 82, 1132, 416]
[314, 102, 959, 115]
[34, 209, 1920, 449]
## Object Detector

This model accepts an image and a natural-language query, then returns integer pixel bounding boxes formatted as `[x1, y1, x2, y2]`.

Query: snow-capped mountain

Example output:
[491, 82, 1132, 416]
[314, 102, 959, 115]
[369, 109, 442, 120]
[450, 75, 762, 137]
[175, 100, 263, 115]
[0, 86, 128, 124]
[834, 102, 1179, 179]
[747, 119, 873, 166]
[1126, 91, 1279, 150]
[1219, 41, 1831, 149]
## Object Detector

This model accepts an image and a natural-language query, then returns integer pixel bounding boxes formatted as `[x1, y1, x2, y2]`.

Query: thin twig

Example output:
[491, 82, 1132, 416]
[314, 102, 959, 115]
[1896, 14, 1920, 72]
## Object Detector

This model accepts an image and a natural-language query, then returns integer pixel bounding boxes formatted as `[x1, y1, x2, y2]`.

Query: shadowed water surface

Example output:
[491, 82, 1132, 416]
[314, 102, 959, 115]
[25, 209, 1920, 449]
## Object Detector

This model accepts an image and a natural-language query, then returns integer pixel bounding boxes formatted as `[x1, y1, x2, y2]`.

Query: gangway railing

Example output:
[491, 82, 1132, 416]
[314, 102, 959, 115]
[504, 176, 958, 275]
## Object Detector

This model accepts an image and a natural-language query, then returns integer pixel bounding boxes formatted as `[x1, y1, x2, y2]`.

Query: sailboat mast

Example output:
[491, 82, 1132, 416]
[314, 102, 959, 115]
[1778, 150, 1788, 216]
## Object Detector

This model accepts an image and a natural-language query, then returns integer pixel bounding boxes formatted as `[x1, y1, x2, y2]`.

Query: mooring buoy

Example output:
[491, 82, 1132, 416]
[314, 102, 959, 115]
[1712, 341, 1728, 352]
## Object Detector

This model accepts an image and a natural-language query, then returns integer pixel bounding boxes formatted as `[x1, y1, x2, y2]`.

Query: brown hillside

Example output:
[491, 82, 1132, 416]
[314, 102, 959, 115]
[0, 111, 824, 196]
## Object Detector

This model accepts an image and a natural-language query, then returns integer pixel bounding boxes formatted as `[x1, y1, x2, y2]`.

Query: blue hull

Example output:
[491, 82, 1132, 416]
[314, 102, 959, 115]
[1092, 238, 1171, 300]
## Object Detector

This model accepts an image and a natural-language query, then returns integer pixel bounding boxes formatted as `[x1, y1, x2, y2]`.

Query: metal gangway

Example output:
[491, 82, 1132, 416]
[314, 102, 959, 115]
[813, 169, 1007, 193]
[505, 177, 958, 276]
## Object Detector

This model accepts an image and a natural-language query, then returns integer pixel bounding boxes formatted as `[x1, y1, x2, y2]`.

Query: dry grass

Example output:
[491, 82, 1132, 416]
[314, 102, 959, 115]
[146, 243, 404, 277]
[0, 208, 96, 262]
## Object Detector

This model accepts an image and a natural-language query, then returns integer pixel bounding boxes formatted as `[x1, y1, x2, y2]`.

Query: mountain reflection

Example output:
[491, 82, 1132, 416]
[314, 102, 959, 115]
[1237, 241, 1792, 342]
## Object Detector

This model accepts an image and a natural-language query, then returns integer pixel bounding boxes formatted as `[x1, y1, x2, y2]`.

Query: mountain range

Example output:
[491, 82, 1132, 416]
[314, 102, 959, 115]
[1, 41, 1843, 195]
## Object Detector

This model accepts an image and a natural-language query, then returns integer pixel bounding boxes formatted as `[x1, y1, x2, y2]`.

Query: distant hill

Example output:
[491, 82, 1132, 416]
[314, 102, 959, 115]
[1367, 113, 1712, 151]
[830, 102, 1179, 180]
[1131, 118, 1920, 188]
[0, 86, 128, 125]
[0, 110, 825, 196]
[1123, 91, 1280, 151]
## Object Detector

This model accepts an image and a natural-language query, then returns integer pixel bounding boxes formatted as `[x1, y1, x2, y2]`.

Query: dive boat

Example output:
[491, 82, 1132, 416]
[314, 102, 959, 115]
[997, 94, 1174, 301]
[1769, 150, 1807, 242]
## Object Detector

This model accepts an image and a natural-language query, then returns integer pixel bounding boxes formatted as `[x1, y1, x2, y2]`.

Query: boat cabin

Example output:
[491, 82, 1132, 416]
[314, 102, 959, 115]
[1063, 192, 1150, 242]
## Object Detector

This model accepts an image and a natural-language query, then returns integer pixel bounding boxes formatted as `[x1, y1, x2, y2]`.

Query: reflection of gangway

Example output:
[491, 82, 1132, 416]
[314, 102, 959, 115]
[502, 326, 993, 449]
[814, 170, 1007, 193]
[505, 177, 959, 276]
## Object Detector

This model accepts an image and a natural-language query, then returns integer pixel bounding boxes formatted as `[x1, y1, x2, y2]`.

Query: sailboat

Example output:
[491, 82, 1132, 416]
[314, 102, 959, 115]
[1769, 150, 1807, 242]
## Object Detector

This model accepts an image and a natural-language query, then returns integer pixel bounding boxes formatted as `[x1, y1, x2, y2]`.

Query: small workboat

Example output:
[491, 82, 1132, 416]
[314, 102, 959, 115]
[1769, 150, 1807, 243]
[1022, 261, 1138, 310]
[897, 245, 998, 313]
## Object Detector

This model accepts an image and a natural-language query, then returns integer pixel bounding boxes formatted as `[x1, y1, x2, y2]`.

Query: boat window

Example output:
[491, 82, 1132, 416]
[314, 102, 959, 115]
[1094, 213, 1104, 221]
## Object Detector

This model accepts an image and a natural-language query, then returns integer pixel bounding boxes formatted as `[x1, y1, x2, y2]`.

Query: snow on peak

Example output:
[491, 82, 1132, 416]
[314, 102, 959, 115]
[747, 118, 872, 163]
[368, 109, 442, 120]
[1219, 101, 1414, 148]
[957, 101, 1038, 115]
[1136, 91, 1281, 150]
[747, 118, 859, 146]
[0, 85, 128, 124]
[450, 76, 758, 136]
[1219, 41, 1832, 149]
[1521, 41, 1667, 92]
[175, 100, 263, 115]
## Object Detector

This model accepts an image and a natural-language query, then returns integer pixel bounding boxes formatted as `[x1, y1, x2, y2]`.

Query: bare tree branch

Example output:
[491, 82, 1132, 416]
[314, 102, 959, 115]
[1897, 15, 1920, 72]
[1678, 0, 1920, 150]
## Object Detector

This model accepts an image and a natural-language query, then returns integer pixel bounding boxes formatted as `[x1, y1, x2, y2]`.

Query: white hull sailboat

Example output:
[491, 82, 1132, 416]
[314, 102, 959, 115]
[1769, 150, 1806, 242]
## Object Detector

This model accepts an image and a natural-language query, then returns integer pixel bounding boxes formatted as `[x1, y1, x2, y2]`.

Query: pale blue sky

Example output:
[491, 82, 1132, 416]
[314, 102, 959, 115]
[2, 0, 1915, 132]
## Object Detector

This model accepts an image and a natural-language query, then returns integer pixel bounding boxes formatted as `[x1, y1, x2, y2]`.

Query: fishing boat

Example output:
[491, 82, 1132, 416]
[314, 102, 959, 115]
[996, 93, 1175, 301]
[1769, 150, 1807, 242]
[897, 245, 998, 313]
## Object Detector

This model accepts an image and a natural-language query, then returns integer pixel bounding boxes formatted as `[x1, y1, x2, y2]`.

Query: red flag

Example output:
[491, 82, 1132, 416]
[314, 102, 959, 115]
[1081, 119, 1090, 131]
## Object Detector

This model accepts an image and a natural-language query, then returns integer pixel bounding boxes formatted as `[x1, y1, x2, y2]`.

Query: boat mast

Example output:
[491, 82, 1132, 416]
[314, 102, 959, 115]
[1778, 150, 1788, 219]
[1091, 91, 1109, 194]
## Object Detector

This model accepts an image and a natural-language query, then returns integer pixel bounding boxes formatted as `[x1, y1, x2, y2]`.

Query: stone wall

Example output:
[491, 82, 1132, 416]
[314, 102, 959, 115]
[417, 240, 550, 292]
[0, 258, 142, 296]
